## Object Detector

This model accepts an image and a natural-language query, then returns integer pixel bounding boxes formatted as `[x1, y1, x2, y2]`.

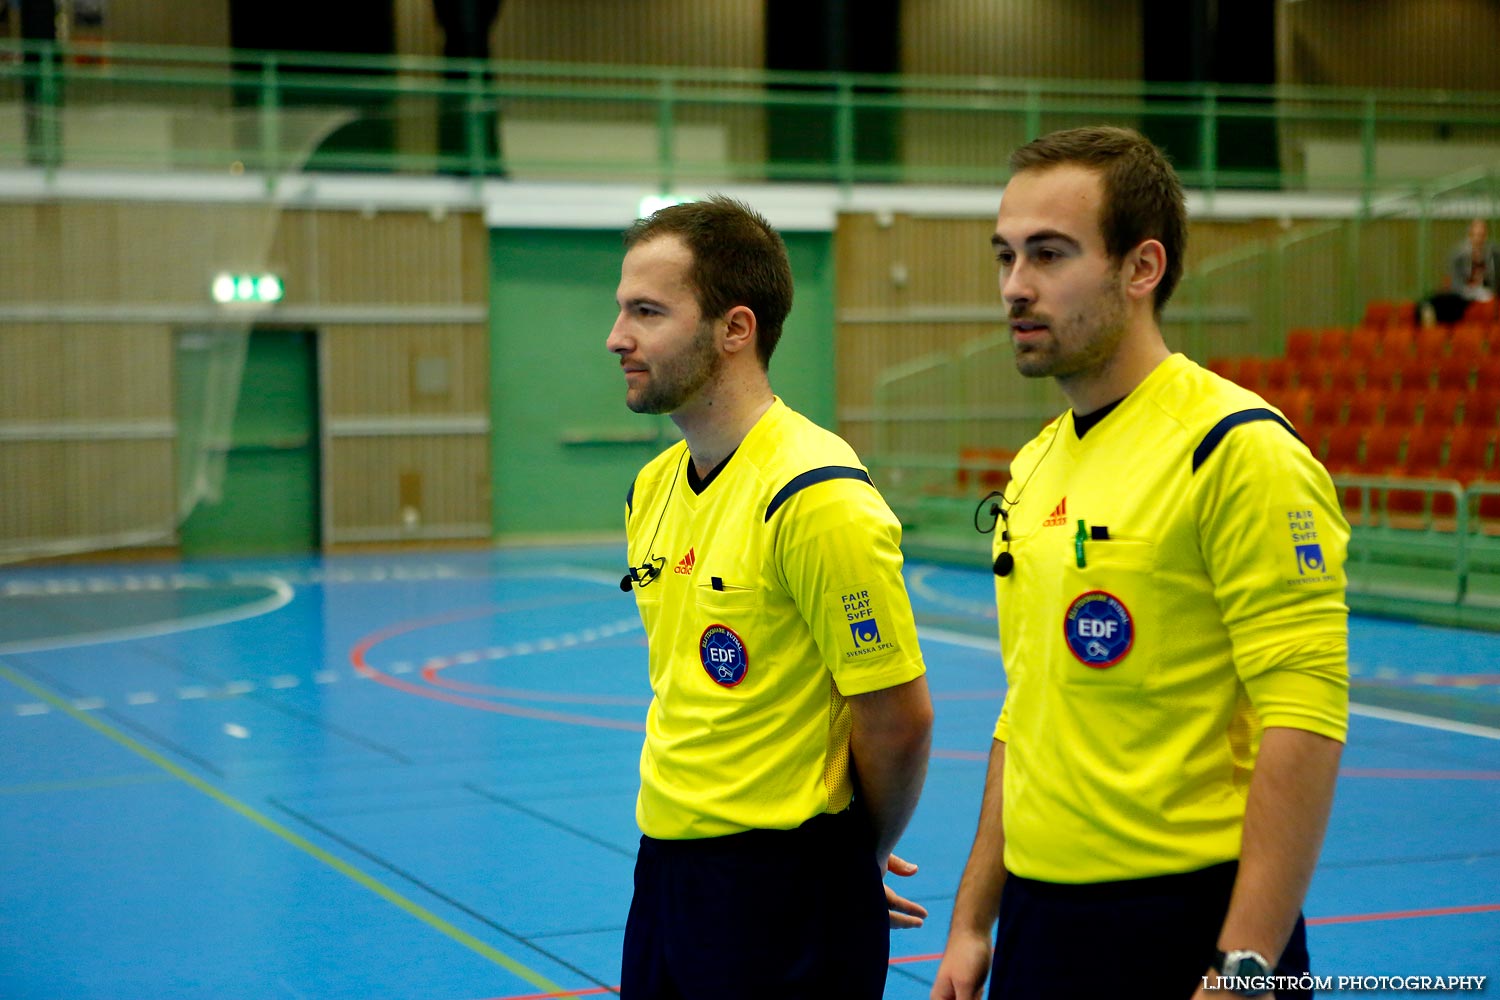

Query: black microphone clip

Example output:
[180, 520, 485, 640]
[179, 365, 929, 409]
[620, 559, 663, 592]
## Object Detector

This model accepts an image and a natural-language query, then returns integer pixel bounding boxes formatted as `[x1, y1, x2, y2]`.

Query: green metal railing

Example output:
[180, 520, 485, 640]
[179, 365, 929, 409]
[2, 40, 1499, 192]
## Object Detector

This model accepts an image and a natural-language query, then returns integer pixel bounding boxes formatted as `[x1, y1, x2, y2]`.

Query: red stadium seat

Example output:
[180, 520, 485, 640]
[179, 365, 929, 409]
[1424, 388, 1465, 427]
[1263, 358, 1295, 391]
[1382, 325, 1415, 358]
[1237, 356, 1266, 390]
[1388, 423, 1448, 514]
[1414, 324, 1450, 358]
[1328, 357, 1362, 392]
[1364, 300, 1408, 327]
[1309, 391, 1343, 428]
[1364, 354, 1403, 393]
[1398, 356, 1434, 392]
[1383, 389, 1421, 427]
[1284, 329, 1317, 364]
[1452, 324, 1487, 361]
[1206, 356, 1236, 380]
[1267, 387, 1313, 428]
[1346, 388, 1381, 427]
[1347, 325, 1382, 361]
[1404, 424, 1447, 475]
[1476, 357, 1500, 394]
[1315, 328, 1347, 361]
[1465, 298, 1499, 323]
[1364, 424, 1405, 473]
[1450, 426, 1497, 477]
[1465, 388, 1500, 427]
[1322, 424, 1362, 473]
[1436, 355, 1475, 392]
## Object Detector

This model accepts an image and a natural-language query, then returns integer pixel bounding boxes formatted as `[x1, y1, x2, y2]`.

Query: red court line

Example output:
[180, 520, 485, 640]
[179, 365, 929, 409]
[479, 988, 617, 1000]
[480, 904, 1500, 999]
[421, 660, 651, 706]
[1307, 902, 1500, 926]
[1339, 768, 1500, 780]
[349, 608, 645, 732]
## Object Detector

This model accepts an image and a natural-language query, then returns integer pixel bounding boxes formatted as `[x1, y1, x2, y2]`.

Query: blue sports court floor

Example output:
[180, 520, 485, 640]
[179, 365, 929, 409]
[2, 544, 1497, 999]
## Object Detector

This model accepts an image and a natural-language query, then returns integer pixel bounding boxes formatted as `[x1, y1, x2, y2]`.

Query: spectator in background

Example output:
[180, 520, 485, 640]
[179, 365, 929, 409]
[1450, 218, 1499, 302]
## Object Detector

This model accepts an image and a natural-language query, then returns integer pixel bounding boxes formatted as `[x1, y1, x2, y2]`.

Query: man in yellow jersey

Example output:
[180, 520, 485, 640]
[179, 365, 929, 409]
[608, 195, 934, 999]
[931, 127, 1349, 1000]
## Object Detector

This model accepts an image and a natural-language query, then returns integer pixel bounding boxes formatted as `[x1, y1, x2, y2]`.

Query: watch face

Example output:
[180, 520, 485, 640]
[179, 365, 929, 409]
[1222, 949, 1272, 985]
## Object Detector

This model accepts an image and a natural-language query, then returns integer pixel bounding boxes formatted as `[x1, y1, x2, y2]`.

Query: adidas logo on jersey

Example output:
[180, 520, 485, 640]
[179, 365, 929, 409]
[674, 548, 696, 574]
[1042, 498, 1068, 527]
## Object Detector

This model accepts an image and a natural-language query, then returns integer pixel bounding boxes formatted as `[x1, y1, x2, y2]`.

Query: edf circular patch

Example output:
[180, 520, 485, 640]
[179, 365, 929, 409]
[1063, 591, 1134, 668]
[699, 624, 748, 687]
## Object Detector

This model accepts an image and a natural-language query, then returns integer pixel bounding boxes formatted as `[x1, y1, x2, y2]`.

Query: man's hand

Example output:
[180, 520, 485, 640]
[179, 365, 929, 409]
[930, 926, 992, 1000]
[885, 853, 928, 929]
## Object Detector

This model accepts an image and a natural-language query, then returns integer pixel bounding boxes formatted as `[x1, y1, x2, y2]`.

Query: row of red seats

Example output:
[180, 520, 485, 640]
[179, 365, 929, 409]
[1362, 297, 1500, 327]
[1286, 321, 1498, 365]
[1211, 352, 1500, 395]
[1262, 385, 1500, 430]
[1303, 423, 1500, 516]
[1308, 423, 1496, 478]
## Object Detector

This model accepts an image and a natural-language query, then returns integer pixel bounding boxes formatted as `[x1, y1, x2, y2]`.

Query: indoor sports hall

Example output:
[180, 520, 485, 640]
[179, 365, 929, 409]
[3, 3, 1500, 998]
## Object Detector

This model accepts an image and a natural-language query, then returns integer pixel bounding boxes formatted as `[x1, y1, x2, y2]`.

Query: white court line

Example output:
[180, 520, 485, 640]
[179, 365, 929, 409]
[0, 575, 295, 655]
[1349, 703, 1500, 741]
[920, 626, 998, 653]
[908, 565, 997, 619]
[546, 566, 631, 588]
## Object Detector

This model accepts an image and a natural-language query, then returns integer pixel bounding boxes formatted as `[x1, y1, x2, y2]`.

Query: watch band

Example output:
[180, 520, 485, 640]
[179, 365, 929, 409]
[1212, 949, 1274, 996]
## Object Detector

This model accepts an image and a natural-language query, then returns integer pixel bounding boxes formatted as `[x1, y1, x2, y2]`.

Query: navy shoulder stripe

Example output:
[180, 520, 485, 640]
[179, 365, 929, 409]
[625, 479, 636, 515]
[764, 466, 873, 522]
[1192, 408, 1302, 473]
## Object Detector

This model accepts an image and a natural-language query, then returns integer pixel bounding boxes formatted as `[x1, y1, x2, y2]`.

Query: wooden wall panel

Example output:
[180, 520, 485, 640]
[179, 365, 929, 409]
[902, 0, 1142, 80]
[326, 436, 490, 535]
[0, 202, 281, 306]
[99, 0, 231, 48]
[0, 440, 175, 542]
[492, 0, 762, 67]
[395, 0, 763, 67]
[1281, 0, 1500, 91]
[304, 209, 474, 305]
[0, 202, 471, 317]
[323, 324, 488, 417]
[69, 325, 174, 421]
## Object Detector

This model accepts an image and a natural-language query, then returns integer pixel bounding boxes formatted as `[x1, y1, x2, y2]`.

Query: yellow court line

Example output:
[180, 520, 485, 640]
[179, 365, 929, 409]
[0, 663, 579, 1000]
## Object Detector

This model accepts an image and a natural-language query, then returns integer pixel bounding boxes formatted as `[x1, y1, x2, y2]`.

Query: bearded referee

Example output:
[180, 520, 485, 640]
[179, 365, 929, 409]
[932, 127, 1349, 1000]
[608, 195, 934, 999]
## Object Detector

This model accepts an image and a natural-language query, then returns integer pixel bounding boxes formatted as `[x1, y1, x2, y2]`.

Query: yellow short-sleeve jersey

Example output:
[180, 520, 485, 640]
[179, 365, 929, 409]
[626, 398, 926, 840]
[993, 354, 1349, 883]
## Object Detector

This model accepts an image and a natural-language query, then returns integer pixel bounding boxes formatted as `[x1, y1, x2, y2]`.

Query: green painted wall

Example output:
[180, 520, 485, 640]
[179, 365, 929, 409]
[177, 329, 320, 556]
[490, 228, 836, 537]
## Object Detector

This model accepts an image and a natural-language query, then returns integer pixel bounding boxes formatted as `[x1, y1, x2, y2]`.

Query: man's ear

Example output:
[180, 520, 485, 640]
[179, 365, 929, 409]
[721, 304, 758, 356]
[1123, 239, 1167, 303]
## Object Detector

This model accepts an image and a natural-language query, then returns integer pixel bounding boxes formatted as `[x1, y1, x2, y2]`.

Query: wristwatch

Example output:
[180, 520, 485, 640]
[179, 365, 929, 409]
[1213, 949, 1273, 996]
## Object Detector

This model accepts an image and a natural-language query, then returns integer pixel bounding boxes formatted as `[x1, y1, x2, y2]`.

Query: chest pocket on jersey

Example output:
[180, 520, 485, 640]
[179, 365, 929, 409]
[694, 580, 761, 618]
[1057, 537, 1158, 691]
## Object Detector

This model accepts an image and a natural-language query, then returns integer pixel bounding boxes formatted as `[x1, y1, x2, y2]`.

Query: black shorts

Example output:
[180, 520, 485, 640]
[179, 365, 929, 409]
[990, 861, 1311, 1000]
[620, 809, 889, 1000]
